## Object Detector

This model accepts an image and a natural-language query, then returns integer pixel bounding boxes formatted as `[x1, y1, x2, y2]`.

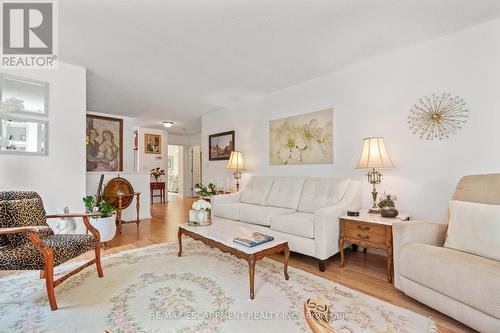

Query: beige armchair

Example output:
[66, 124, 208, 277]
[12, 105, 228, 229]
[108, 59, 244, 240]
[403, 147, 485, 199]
[393, 174, 500, 333]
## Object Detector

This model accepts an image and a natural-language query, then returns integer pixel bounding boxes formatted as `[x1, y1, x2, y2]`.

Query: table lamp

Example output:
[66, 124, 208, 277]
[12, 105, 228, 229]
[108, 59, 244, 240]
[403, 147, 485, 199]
[226, 151, 245, 192]
[355, 137, 394, 214]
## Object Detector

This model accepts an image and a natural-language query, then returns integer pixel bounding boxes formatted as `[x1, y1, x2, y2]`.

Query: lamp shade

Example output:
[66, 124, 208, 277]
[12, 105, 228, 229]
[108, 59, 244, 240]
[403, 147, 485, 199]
[226, 151, 245, 171]
[355, 137, 394, 169]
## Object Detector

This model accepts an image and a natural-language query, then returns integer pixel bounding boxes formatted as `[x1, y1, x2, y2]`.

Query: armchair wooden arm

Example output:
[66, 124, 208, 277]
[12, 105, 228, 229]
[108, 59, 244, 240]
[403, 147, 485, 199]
[0, 226, 53, 268]
[46, 212, 102, 219]
[46, 212, 102, 243]
[0, 226, 51, 235]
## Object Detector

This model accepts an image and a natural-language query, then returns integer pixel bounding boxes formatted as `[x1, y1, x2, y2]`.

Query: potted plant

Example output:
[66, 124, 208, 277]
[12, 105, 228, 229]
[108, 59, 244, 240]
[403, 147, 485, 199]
[194, 183, 218, 198]
[150, 167, 166, 182]
[83, 196, 117, 244]
[378, 193, 399, 218]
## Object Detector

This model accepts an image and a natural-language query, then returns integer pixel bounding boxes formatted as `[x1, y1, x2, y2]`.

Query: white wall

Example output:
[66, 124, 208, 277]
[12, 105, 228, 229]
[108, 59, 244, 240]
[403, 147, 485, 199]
[168, 133, 201, 146]
[136, 127, 168, 179]
[86, 111, 136, 172]
[0, 63, 87, 213]
[202, 19, 500, 221]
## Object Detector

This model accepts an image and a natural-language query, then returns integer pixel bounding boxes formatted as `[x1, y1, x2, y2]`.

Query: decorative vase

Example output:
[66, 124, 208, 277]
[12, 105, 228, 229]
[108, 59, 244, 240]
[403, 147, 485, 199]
[89, 215, 117, 242]
[380, 206, 399, 218]
[188, 209, 211, 226]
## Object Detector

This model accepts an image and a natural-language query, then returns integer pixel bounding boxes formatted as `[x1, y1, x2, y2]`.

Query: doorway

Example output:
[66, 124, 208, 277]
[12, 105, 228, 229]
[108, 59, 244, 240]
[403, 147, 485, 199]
[167, 145, 183, 196]
[190, 145, 202, 197]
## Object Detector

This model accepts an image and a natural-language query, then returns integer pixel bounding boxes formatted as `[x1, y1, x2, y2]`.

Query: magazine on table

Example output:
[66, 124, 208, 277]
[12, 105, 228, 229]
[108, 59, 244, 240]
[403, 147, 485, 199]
[233, 231, 274, 247]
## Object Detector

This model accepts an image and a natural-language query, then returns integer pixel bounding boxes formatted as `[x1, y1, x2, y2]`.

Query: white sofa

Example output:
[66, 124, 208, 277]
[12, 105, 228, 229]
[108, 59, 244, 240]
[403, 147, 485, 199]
[212, 176, 361, 271]
[393, 174, 500, 333]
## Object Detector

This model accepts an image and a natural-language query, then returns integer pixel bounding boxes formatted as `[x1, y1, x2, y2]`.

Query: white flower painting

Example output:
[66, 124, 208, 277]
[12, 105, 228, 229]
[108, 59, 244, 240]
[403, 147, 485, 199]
[269, 109, 334, 165]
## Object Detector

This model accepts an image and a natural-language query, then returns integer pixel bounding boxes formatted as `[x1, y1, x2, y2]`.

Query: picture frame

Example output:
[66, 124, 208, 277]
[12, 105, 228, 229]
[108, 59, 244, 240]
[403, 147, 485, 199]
[145, 133, 161, 154]
[209, 130, 235, 161]
[86, 114, 123, 171]
[269, 108, 334, 165]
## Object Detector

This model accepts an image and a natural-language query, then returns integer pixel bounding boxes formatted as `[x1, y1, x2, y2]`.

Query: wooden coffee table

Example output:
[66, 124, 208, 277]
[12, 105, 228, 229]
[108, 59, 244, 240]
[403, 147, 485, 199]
[177, 222, 290, 299]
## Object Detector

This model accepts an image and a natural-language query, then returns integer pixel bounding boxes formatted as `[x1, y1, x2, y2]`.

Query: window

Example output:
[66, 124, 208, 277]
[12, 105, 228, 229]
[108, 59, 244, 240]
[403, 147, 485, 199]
[0, 74, 49, 155]
[0, 118, 48, 154]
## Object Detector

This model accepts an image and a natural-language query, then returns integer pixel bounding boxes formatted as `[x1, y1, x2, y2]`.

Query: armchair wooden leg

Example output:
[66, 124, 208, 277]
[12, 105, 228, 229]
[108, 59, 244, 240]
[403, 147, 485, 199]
[28, 231, 58, 311]
[95, 245, 104, 278]
[40, 270, 45, 279]
[44, 253, 58, 311]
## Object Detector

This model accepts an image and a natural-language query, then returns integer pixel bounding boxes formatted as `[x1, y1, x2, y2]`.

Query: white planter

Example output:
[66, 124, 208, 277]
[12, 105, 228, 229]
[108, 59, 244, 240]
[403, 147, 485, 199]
[89, 215, 117, 243]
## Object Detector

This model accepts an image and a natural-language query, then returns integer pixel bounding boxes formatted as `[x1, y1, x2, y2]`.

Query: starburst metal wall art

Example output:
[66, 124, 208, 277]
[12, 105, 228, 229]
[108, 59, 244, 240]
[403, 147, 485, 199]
[408, 93, 469, 141]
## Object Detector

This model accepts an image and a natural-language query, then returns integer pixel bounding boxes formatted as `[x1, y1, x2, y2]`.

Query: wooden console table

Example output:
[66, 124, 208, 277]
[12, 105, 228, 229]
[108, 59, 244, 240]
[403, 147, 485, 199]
[150, 182, 166, 203]
[338, 211, 410, 283]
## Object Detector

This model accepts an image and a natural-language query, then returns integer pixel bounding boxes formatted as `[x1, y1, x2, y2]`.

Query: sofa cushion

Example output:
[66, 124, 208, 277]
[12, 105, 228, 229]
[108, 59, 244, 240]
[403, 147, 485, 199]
[238, 204, 295, 227]
[240, 176, 275, 206]
[266, 177, 305, 209]
[270, 212, 315, 239]
[214, 203, 241, 220]
[298, 178, 350, 213]
[399, 243, 500, 319]
[445, 200, 500, 262]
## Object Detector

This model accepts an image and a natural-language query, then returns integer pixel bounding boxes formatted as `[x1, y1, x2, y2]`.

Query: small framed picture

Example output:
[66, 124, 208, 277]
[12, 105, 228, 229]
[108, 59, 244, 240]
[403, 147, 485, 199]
[209, 131, 235, 161]
[168, 156, 174, 170]
[144, 133, 161, 154]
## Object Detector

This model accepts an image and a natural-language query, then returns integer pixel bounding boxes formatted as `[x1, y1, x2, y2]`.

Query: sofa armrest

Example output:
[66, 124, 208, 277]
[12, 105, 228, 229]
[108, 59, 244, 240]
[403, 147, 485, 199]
[211, 192, 242, 217]
[313, 180, 362, 260]
[314, 205, 345, 260]
[211, 192, 241, 205]
[392, 221, 448, 289]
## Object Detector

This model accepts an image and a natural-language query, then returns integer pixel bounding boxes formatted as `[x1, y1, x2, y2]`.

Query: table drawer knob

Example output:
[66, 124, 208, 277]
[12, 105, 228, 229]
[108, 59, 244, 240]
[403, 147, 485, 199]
[356, 233, 370, 240]
[357, 225, 370, 231]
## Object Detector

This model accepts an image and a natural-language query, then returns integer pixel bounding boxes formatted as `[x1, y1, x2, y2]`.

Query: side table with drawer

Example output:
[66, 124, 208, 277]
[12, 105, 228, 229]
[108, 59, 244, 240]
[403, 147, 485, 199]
[338, 211, 410, 283]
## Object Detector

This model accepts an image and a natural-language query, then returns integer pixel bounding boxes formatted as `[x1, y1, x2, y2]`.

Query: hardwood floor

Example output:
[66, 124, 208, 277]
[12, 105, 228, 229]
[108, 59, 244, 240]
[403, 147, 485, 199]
[3, 194, 475, 332]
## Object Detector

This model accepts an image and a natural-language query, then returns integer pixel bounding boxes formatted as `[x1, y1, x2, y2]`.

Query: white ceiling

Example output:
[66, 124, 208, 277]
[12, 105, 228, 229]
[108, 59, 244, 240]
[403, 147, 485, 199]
[60, 0, 500, 135]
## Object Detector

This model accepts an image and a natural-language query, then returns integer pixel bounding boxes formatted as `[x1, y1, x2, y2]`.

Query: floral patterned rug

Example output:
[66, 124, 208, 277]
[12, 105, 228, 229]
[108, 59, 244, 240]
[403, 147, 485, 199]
[0, 240, 436, 333]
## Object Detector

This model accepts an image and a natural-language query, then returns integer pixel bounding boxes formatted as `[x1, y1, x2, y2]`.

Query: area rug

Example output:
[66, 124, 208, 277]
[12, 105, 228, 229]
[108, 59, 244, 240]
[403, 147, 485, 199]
[0, 240, 436, 333]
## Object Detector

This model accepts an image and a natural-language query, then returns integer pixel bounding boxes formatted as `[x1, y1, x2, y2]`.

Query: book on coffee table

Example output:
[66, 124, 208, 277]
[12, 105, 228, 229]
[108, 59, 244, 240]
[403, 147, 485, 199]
[233, 231, 274, 247]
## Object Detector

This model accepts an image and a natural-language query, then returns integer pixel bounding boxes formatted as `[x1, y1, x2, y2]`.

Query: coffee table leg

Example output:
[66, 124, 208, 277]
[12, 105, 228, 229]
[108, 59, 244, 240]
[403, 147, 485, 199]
[283, 245, 290, 280]
[248, 255, 256, 300]
[177, 228, 183, 257]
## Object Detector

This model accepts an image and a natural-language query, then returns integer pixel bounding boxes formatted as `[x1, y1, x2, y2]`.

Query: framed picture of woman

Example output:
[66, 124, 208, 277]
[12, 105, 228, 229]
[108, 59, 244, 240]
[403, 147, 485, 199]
[145, 133, 161, 154]
[86, 115, 123, 171]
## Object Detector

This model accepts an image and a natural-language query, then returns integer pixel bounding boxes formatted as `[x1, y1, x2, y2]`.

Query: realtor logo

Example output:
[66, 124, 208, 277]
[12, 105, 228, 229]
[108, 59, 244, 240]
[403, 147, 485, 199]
[1, 0, 58, 68]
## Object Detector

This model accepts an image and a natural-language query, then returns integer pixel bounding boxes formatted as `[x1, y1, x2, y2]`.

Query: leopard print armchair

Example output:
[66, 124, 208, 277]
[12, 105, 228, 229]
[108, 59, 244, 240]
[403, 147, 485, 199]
[0, 191, 104, 311]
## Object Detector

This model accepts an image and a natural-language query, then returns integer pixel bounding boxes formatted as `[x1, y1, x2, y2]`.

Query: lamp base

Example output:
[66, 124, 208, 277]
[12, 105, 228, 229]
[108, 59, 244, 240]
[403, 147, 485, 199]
[368, 208, 380, 214]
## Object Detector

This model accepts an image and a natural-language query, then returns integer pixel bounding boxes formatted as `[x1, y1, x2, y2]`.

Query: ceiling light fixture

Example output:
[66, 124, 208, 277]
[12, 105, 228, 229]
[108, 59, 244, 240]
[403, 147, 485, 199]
[162, 121, 174, 128]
